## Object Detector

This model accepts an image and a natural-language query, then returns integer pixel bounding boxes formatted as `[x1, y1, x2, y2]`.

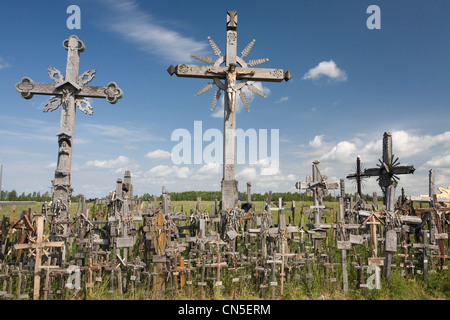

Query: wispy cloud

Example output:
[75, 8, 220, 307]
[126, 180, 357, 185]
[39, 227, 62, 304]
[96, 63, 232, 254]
[85, 155, 132, 169]
[104, 0, 208, 62]
[275, 96, 289, 104]
[303, 60, 347, 82]
[80, 123, 164, 143]
[0, 56, 11, 70]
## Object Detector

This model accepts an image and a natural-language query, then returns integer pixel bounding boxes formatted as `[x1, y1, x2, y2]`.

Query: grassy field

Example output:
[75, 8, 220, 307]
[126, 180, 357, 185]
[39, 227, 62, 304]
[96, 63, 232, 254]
[0, 200, 448, 300]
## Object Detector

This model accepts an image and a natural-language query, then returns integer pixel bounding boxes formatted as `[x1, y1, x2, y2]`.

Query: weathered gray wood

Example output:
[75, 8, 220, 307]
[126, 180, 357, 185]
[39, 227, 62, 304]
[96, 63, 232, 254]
[15, 35, 122, 222]
[168, 12, 290, 211]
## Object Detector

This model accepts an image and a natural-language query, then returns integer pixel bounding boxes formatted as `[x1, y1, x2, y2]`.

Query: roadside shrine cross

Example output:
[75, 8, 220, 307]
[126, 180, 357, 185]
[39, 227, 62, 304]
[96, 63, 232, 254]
[14, 215, 64, 300]
[168, 11, 291, 211]
[15, 35, 123, 221]
[347, 132, 415, 209]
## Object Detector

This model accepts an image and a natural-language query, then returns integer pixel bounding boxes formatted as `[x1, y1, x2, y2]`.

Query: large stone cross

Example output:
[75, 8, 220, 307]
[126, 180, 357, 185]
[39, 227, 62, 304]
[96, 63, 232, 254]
[346, 132, 415, 210]
[168, 11, 291, 211]
[15, 35, 123, 220]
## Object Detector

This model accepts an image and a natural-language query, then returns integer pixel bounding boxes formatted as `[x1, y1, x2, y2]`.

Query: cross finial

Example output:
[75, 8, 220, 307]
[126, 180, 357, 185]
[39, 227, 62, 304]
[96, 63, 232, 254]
[63, 35, 85, 52]
[227, 11, 237, 30]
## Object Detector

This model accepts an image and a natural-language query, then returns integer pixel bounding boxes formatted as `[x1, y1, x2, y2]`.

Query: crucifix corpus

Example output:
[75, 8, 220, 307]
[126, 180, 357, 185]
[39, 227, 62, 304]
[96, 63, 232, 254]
[168, 11, 291, 211]
[15, 35, 123, 221]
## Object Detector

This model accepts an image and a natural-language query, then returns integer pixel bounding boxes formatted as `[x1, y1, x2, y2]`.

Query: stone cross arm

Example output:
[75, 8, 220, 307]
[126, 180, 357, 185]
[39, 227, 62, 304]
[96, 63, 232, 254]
[168, 64, 291, 82]
[15, 77, 123, 104]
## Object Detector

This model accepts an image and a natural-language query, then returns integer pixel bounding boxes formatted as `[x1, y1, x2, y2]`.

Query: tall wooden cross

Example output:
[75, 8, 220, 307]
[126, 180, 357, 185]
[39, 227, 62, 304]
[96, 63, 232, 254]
[168, 11, 291, 211]
[15, 35, 123, 221]
[346, 132, 415, 210]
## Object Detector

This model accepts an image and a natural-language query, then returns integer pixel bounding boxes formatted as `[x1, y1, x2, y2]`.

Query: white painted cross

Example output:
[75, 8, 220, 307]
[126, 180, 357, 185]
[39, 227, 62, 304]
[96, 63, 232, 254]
[168, 11, 291, 211]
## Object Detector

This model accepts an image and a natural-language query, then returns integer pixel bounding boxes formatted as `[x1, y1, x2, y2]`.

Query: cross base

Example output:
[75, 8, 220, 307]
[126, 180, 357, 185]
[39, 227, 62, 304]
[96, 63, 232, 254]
[221, 179, 238, 212]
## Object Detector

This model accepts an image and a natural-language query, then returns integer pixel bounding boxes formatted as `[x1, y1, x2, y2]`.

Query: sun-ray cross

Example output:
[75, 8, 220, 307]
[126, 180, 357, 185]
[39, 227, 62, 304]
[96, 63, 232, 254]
[168, 11, 291, 211]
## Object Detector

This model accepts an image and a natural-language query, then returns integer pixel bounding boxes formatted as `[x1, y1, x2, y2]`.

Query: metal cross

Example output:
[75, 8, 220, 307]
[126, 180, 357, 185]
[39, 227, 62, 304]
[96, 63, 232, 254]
[15, 35, 123, 221]
[168, 11, 291, 211]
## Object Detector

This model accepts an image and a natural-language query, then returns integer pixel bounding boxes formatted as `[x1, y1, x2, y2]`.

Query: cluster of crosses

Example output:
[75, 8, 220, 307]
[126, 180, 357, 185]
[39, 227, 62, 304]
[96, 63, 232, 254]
[0, 11, 447, 300]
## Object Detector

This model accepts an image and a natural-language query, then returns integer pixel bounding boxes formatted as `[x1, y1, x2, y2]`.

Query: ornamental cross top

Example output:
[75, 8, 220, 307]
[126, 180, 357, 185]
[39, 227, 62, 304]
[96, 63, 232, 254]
[15, 35, 123, 221]
[346, 132, 415, 198]
[168, 11, 291, 211]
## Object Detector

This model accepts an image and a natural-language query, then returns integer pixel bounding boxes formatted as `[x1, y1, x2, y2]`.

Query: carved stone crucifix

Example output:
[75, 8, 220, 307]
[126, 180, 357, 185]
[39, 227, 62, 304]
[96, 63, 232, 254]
[15, 35, 123, 221]
[168, 11, 291, 211]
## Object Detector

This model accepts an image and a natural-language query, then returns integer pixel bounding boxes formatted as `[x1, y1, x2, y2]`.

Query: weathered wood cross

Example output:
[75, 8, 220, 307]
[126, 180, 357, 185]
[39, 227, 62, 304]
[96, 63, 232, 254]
[168, 11, 291, 211]
[347, 132, 415, 210]
[295, 160, 338, 226]
[15, 35, 123, 221]
[14, 215, 64, 300]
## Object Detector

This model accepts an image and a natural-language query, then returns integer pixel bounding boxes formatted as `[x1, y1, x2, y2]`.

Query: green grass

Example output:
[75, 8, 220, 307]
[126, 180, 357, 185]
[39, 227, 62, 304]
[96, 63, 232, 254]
[1, 200, 448, 300]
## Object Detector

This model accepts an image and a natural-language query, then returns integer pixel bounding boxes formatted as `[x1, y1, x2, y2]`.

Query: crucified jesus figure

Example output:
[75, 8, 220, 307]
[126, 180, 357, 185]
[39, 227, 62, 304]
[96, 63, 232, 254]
[207, 63, 255, 112]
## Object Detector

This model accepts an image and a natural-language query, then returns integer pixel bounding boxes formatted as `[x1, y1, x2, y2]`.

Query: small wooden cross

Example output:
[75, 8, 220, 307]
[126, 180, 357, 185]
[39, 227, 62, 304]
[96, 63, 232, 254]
[14, 215, 64, 300]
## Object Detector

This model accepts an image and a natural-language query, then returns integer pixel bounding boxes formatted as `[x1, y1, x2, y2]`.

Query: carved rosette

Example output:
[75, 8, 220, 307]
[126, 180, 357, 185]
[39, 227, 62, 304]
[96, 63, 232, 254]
[271, 69, 283, 78]
[178, 64, 189, 74]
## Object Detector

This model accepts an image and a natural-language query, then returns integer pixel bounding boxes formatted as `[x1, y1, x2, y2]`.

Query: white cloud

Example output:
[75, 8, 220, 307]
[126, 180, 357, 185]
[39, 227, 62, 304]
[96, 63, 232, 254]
[392, 130, 450, 158]
[309, 135, 325, 148]
[148, 165, 191, 179]
[424, 155, 450, 168]
[191, 163, 221, 180]
[105, 0, 208, 62]
[237, 167, 258, 181]
[146, 149, 171, 160]
[85, 155, 131, 169]
[321, 141, 357, 164]
[303, 60, 347, 82]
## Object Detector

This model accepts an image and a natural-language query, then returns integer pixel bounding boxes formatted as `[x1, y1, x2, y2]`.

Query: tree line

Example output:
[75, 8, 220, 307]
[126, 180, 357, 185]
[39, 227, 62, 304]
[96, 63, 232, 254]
[1, 189, 383, 204]
[138, 190, 383, 203]
[0, 190, 51, 202]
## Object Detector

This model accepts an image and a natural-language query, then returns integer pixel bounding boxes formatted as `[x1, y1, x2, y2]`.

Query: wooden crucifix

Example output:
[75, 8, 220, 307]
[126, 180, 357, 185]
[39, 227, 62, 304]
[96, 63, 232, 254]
[14, 215, 64, 300]
[295, 160, 338, 226]
[168, 11, 291, 211]
[347, 132, 415, 211]
[15, 35, 123, 221]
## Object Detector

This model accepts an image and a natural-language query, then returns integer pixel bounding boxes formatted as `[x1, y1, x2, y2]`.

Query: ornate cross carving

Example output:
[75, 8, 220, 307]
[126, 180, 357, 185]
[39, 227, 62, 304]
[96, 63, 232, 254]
[15, 35, 123, 221]
[168, 11, 291, 211]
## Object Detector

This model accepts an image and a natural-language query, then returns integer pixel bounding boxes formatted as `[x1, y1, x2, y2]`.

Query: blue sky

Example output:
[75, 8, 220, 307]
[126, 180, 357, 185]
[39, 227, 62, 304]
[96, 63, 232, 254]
[1, 0, 450, 199]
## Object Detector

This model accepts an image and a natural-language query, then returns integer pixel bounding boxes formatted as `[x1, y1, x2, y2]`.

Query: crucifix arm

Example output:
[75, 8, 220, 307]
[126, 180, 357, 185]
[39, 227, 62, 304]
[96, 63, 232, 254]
[237, 70, 255, 76]
[206, 68, 225, 75]
[169, 64, 289, 82]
